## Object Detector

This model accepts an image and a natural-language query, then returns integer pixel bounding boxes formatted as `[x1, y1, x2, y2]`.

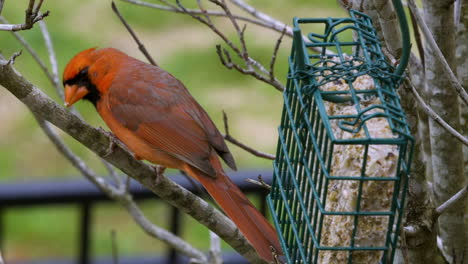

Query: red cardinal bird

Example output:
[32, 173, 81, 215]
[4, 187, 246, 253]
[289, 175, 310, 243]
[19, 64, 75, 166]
[63, 47, 281, 262]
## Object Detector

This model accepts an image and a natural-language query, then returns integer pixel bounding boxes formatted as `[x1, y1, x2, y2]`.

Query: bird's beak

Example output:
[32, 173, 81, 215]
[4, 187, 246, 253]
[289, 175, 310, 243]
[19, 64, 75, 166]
[64, 84, 89, 107]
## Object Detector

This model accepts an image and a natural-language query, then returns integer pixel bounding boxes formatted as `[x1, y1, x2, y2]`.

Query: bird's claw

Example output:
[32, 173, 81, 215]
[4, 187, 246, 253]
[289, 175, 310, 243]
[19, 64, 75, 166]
[152, 165, 166, 185]
[98, 127, 118, 157]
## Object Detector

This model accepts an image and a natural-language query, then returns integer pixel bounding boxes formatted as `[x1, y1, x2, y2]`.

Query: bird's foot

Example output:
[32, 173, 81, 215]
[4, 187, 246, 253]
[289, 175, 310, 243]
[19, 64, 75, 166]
[152, 165, 166, 185]
[98, 127, 119, 157]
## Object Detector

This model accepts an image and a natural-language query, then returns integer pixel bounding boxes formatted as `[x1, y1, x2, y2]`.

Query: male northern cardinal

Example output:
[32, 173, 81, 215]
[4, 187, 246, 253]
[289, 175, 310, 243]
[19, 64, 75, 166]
[62, 48, 281, 262]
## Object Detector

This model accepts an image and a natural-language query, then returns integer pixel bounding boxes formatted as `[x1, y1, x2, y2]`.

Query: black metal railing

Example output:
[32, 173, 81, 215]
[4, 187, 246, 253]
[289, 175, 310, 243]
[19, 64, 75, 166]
[0, 169, 273, 264]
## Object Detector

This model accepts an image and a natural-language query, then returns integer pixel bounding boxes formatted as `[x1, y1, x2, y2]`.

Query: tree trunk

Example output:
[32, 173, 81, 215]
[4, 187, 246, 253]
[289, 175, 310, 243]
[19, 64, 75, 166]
[424, 1, 465, 263]
[455, 1, 468, 263]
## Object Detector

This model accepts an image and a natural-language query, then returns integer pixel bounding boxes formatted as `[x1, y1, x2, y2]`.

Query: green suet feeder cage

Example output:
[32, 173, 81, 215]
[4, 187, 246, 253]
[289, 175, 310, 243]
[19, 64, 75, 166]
[267, 1, 414, 263]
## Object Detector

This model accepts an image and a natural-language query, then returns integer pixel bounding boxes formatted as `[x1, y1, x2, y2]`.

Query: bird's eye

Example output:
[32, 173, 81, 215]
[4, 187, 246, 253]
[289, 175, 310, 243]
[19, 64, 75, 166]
[79, 67, 88, 76]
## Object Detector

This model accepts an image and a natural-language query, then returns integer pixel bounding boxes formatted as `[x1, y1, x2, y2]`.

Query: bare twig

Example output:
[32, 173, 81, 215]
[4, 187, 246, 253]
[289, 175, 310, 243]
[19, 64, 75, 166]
[38, 20, 61, 98]
[5, 50, 22, 65]
[120, 194, 208, 263]
[111, 1, 157, 66]
[121, 0, 328, 56]
[176, 0, 285, 92]
[209, 231, 223, 264]
[103, 158, 122, 187]
[215, 0, 250, 61]
[0, 16, 55, 83]
[35, 117, 114, 190]
[121, 0, 292, 37]
[222, 111, 276, 160]
[407, 0, 468, 105]
[435, 185, 467, 217]
[228, 0, 292, 39]
[407, 79, 468, 146]
[245, 175, 271, 190]
[0, 0, 49, 31]
[269, 27, 286, 81]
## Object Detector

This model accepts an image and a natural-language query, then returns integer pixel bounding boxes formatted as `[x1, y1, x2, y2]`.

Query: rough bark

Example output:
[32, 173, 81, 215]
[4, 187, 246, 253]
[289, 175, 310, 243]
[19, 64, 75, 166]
[0, 59, 267, 264]
[372, 0, 402, 57]
[424, 1, 465, 263]
[395, 59, 444, 263]
[455, 1, 468, 262]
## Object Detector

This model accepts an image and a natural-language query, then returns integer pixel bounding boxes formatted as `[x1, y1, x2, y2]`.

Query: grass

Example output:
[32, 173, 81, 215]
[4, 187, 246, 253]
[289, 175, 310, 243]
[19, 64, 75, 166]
[0, 0, 347, 261]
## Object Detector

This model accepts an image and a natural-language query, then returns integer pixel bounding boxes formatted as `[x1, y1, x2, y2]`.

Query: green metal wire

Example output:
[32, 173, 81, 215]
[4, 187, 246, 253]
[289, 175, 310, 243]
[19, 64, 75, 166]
[268, 1, 414, 263]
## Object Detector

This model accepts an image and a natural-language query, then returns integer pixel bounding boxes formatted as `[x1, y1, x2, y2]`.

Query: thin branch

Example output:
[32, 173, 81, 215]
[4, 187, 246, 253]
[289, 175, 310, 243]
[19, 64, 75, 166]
[0, 60, 266, 264]
[176, 0, 242, 58]
[222, 111, 276, 160]
[245, 175, 271, 190]
[120, 0, 292, 37]
[407, 79, 468, 146]
[435, 185, 467, 217]
[38, 20, 61, 98]
[111, 1, 157, 66]
[35, 117, 115, 190]
[176, 0, 284, 92]
[215, 0, 250, 61]
[209, 231, 223, 264]
[103, 157, 123, 187]
[407, 0, 468, 105]
[5, 50, 22, 65]
[0, 0, 49, 31]
[228, 0, 292, 40]
[0, 16, 55, 83]
[122, 0, 327, 56]
[120, 193, 208, 263]
[269, 27, 286, 81]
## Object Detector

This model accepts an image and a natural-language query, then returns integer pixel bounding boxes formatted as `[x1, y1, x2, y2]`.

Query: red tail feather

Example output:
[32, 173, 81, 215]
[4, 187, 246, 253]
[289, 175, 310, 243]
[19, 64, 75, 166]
[185, 155, 282, 262]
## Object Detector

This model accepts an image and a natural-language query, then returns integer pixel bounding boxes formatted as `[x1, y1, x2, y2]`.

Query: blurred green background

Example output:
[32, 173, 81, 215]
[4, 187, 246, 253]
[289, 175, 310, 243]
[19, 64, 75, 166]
[0, 0, 347, 262]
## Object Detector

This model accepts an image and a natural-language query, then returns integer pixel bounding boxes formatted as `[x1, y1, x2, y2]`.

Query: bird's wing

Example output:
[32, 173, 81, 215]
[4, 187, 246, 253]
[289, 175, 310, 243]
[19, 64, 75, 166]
[106, 62, 235, 176]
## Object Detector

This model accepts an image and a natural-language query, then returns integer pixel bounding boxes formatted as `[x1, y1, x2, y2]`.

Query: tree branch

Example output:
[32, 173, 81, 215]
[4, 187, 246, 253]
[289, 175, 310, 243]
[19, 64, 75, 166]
[435, 185, 467, 217]
[228, 0, 291, 39]
[407, 0, 468, 105]
[176, 0, 284, 92]
[406, 79, 468, 146]
[209, 231, 223, 264]
[0, 16, 55, 84]
[0, 58, 266, 264]
[120, 0, 292, 37]
[111, 1, 157, 66]
[222, 111, 275, 160]
[0, 0, 49, 31]
[38, 20, 61, 98]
